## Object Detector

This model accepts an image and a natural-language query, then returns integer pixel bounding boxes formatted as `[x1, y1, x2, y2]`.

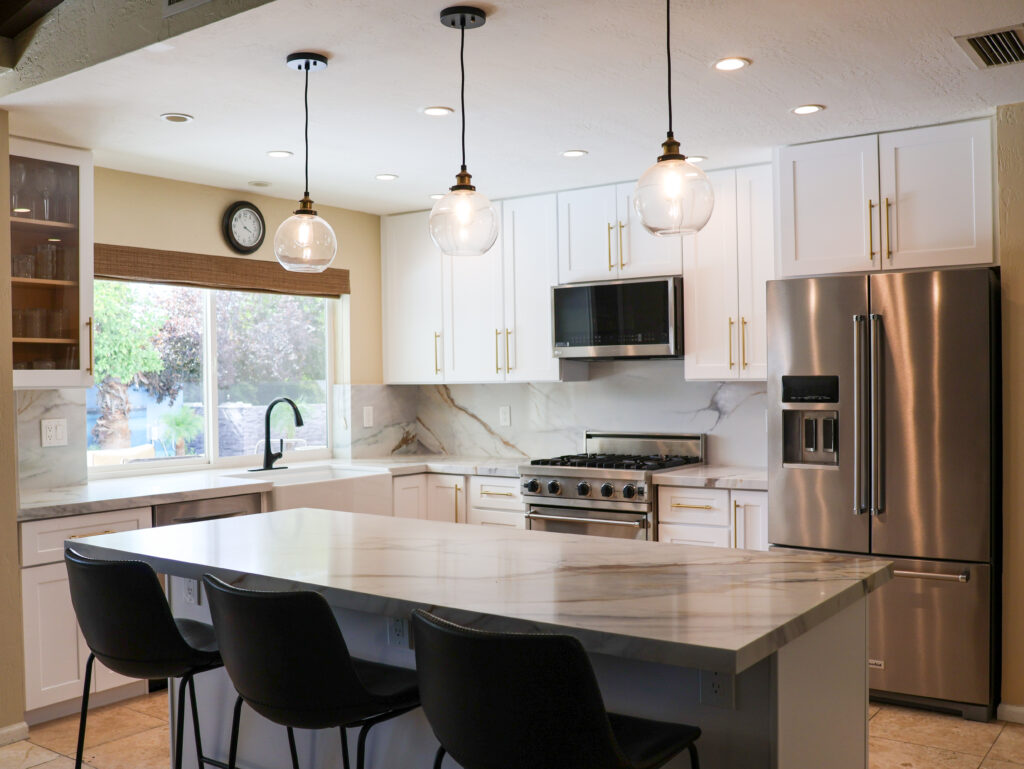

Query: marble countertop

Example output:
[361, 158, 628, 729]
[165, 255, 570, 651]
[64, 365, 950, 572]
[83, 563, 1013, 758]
[71, 508, 891, 674]
[653, 465, 768, 491]
[340, 455, 523, 477]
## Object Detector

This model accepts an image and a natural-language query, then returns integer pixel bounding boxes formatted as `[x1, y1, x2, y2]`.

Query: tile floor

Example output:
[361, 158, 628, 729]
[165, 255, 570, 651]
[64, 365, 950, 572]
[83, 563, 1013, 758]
[2, 696, 1024, 769]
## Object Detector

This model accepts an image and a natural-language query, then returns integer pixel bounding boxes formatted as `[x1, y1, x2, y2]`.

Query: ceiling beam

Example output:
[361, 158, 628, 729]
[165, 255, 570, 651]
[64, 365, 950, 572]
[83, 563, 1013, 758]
[0, 0, 63, 39]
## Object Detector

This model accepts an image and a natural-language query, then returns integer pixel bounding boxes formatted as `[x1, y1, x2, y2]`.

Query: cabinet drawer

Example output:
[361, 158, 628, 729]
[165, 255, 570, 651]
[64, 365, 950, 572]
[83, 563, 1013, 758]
[153, 493, 262, 526]
[658, 523, 731, 548]
[21, 507, 152, 567]
[467, 506, 526, 529]
[469, 476, 523, 511]
[657, 487, 729, 525]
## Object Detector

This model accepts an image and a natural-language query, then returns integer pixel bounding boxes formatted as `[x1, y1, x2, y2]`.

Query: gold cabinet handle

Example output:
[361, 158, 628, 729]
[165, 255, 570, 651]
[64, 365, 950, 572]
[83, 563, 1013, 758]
[504, 328, 512, 373]
[68, 530, 115, 539]
[455, 483, 461, 521]
[607, 223, 614, 270]
[732, 500, 740, 548]
[480, 490, 515, 497]
[618, 221, 625, 269]
[86, 316, 94, 375]
[728, 317, 735, 369]
[741, 317, 748, 370]
[671, 503, 713, 510]
[495, 329, 501, 373]
[434, 331, 441, 375]
[885, 197, 893, 261]
[867, 200, 877, 259]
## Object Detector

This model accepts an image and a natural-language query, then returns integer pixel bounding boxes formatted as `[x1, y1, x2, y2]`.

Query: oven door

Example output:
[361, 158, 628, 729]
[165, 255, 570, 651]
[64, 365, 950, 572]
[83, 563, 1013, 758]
[525, 505, 650, 540]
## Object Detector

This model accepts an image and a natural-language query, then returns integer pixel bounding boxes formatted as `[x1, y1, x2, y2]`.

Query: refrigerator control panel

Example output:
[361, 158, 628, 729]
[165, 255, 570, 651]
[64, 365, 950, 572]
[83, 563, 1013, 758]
[782, 375, 839, 403]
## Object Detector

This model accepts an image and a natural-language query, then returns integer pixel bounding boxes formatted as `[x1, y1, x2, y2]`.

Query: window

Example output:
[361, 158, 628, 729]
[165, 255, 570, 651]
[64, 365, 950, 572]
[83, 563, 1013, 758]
[86, 280, 331, 469]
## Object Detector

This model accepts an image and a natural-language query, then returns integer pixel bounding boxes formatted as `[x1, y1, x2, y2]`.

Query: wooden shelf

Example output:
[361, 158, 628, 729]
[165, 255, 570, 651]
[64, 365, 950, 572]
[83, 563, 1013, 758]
[11, 277, 77, 288]
[10, 217, 76, 231]
[13, 337, 77, 345]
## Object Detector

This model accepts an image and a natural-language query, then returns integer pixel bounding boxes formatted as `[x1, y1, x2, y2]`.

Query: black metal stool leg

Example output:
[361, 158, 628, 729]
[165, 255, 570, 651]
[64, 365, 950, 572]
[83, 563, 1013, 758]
[228, 696, 243, 769]
[356, 723, 372, 769]
[287, 726, 300, 769]
[175, 675, 189, 769]
[433, 745, 446, 769]
[185, 674, 206, 769]
[339, 727, 351, 769]
[74, 653, 95, 769]
[688, 743, 700, 769]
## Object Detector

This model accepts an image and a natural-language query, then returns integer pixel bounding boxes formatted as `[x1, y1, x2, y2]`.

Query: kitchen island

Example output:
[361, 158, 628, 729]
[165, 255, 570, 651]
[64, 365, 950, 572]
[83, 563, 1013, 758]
[69, 508, 891, 769]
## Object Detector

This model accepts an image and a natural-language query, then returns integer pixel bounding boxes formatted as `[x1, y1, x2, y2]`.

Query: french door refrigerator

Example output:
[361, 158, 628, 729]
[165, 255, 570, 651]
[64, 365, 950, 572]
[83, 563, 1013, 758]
[766, 267, 1000, 721]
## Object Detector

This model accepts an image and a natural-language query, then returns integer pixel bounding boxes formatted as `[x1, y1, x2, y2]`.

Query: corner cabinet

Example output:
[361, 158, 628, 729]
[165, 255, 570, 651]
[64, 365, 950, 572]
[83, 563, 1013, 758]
[777, 118, 993, 277]
[656, 487, 768, 551]
[10, 138, 94, 389]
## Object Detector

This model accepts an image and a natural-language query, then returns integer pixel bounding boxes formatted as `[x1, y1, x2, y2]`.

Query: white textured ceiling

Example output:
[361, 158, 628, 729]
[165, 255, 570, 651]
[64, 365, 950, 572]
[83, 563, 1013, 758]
[1, 0, 1023, 215]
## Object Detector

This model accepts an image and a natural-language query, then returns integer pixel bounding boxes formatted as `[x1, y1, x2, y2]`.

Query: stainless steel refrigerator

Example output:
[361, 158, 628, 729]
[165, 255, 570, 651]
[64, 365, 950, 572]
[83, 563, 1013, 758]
[766, 267, 1000, 721]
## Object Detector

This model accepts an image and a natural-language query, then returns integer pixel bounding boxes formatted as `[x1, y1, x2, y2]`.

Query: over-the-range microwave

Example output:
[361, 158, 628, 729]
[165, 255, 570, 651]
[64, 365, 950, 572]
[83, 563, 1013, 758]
[551, 277, 683, 359]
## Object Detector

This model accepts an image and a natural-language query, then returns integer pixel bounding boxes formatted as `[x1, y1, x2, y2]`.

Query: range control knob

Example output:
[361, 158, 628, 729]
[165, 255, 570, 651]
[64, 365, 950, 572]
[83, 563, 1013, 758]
[600, 482, 615, 498]
[622, 483, 637, 499]
[547, 480, 561, 495]
[524, 478, 540, 493]
[577, 481, 591, 496]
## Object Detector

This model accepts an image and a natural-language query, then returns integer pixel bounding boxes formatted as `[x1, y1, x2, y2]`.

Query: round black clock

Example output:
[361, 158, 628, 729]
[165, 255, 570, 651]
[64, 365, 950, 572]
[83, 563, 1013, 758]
[222, 201, 266, 254]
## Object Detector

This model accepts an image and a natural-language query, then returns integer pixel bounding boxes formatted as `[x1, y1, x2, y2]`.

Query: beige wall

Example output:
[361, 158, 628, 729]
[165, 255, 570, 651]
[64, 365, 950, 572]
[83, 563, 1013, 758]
[999, 102, 1024, 707]
[0, 111, 27, 733]
[93, 168, 382, 385]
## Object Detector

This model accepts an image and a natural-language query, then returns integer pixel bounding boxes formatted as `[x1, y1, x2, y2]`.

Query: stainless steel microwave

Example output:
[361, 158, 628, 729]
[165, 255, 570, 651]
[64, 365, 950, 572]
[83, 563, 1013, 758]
[551, 277, 683, 359]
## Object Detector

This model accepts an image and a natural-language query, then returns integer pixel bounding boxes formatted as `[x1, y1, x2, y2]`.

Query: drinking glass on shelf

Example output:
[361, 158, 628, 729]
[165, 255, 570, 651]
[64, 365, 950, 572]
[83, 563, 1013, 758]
[24, 308, 45, 338]
[35, 244, 56, 279]
[12, 252, 34, 278]
[12, 309, 25, 337]
[35, 165, 57, 220]
[32, 359, 56, 370]
[47, 309, 66, 338]
[58, 167, 76, 222]
[10, 161, 26, 215]
[56, 245, 74, 281]
[13, 361, 29, 370]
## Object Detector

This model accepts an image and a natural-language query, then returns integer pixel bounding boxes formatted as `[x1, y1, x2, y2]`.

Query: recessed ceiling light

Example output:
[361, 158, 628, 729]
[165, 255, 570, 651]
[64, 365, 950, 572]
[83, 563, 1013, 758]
[47, 237, 61, 242]
[267, 150, 293, 158]
[792, 104, 825, 115]
[13, 207, 29, 213]
[160, 113, 193, 123]
[422, 106, 454, 116]
[714, 57, 750, 71]
[429, 193, 445, 200]
[248, 181, 272, 187]
[375, 173, 399, 181]
[562, 149, 588, 158]
[687, 155, 707, 164]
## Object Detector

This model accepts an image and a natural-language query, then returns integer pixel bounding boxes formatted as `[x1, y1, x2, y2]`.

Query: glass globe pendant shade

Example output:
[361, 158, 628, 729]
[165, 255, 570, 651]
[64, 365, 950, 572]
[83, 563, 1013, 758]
[274, 198, 337, 273]
[634, 152, 714, 237]
[429, 170, 499, 256]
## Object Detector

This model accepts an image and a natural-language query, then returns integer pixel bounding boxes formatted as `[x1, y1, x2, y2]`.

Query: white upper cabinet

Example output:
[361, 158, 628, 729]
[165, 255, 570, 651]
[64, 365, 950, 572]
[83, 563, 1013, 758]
[615, 182, 684, 278]
[382, 211, 444, 384]
[557, 185, 619, 282]
[777, 135, 880, 277]
[777, 119, 993, 277]
[879, 120, 993, 270]
[683, 164, 774, 381]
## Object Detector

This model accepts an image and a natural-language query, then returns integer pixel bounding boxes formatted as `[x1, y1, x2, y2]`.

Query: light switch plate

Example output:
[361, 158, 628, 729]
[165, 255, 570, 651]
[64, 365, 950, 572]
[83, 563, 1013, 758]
[363, 406, 374, 428]
[499, 405, 511, 427]
[41, 418, 68, 447]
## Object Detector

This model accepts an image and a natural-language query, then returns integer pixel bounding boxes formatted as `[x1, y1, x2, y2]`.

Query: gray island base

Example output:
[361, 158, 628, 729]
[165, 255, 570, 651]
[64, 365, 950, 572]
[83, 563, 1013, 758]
[70, 508, 892, 769]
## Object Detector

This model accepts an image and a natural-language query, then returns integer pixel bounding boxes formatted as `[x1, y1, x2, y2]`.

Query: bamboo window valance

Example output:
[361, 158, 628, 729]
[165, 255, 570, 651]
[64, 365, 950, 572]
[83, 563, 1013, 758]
[94, 243, 350, 298]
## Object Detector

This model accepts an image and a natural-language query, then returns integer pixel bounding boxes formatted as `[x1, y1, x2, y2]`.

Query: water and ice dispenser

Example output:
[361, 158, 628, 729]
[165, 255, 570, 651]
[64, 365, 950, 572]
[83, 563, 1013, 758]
[781, 375, 839, 467]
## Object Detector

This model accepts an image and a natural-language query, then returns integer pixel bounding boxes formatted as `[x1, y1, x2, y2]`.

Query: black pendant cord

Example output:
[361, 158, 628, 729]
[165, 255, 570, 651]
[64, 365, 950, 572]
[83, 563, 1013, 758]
[460, 23, 467, 171]
[666, 0, 673, 137]
[303, 62, 310, 198]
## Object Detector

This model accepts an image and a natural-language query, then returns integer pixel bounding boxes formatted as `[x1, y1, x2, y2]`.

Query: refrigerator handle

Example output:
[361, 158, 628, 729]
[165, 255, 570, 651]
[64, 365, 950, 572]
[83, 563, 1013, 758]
[852, 314, 867, 514]
[869, 313, 883, 516]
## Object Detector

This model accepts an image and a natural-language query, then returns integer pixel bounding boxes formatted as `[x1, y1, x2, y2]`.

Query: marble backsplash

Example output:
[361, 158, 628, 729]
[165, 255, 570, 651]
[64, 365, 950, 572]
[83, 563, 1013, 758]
[16, 389, 88, 490]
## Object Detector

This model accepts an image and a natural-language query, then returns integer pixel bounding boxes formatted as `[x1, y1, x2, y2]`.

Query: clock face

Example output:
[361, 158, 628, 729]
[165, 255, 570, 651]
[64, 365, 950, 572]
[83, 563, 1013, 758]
[223, 202, 266, 254]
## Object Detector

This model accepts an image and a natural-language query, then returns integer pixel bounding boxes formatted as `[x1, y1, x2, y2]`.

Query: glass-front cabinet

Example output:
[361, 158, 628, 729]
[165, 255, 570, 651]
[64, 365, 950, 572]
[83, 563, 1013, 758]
[9, 138, 93, 388]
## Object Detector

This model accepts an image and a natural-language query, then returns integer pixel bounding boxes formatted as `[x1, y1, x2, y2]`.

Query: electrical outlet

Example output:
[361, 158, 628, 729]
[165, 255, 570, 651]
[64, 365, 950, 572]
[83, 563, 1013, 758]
[363, 406, 374, 428]
[41, 418, 68, 447]
[699, 670, 735, 708]
[387, 617, 411, 648]
[498, 405, 511, 427]
[183, 578, 200, 606]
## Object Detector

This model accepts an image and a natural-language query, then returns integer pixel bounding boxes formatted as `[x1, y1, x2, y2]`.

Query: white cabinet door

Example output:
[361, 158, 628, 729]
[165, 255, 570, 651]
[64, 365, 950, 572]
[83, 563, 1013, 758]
[658, 522, 731, 548]
[393, 474, 427, 519]
[683, 169, 739, 380]
[467, 507, 526, 529]
[22, 562, 90, 710]
[733, 490, 769, 551]
[778, 135, 880, 277]
[442, 205, 504, 383]
[502, 195, 561, 382]
[557, 185, 619, 283]
[382, 211, 444, 384]
[615, 182, 683, 278]
[879, 119, 993, 270]
[426, 474, 466, 523]
[736, 164, 775, 380]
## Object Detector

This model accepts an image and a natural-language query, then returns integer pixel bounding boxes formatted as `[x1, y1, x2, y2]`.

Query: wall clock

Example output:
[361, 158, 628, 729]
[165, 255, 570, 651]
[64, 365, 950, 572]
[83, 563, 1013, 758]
[222, 201, 266, 254]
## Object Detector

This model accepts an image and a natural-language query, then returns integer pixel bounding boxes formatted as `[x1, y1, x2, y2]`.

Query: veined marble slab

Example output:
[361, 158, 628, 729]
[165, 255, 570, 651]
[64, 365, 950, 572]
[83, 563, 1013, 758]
[72, 508, 891, 674]
[653, 465, 768, 491]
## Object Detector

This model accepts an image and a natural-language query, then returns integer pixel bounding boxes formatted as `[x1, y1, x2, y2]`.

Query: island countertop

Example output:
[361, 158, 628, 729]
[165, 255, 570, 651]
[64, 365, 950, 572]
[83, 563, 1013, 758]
[70, 508, 891, 675]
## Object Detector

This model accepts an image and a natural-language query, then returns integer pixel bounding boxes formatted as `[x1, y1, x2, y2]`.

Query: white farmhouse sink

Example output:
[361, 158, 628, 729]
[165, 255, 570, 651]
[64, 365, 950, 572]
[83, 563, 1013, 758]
[227, 465, 393, 516]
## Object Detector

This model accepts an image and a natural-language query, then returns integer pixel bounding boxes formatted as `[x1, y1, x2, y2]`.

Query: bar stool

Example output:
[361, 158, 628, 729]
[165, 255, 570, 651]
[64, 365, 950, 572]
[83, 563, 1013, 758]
[412, 609, 702, 769]
[64, 549, 224, 769]
[201, 574, 420, 769]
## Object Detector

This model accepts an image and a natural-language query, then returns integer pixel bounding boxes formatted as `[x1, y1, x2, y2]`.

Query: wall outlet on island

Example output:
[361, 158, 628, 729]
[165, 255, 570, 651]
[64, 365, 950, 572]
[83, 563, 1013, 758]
[182, 578, 200, 606]
[499, 405, 511, 427]
[699, 669, 735, 708]
[41, 418, 68, 447]
[387, 617, 411, 648]
[363, 406, 374, 428]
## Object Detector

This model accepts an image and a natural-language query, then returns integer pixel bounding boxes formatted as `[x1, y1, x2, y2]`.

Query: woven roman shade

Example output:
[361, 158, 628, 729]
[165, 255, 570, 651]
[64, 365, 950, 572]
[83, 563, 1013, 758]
[94, 244, 350, 298]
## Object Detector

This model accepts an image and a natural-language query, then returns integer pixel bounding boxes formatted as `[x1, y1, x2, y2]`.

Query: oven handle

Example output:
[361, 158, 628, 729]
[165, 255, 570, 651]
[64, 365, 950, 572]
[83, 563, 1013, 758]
[526, 512, 643, 528]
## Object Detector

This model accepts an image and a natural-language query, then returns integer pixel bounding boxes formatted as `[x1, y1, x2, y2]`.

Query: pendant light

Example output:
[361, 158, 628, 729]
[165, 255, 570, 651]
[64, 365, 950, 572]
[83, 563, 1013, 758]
[429, 6, 499, 257]
[274, 52, 338, 273]
[633, 0, 714, 236]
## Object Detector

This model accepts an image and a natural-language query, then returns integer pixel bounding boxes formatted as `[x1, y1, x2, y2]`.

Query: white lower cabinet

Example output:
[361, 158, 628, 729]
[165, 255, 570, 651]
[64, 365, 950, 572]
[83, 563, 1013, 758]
[425, 474, 467, 523]
[656, 487, 768, 551]
[467, 475, 525, 529]
[392, 474, 427, 519]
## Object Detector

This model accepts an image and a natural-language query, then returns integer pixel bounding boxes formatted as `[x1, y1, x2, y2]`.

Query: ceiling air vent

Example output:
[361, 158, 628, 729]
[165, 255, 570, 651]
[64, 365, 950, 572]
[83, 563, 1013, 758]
[162, 0, 213, 18]
[956, 25, 1024, 69]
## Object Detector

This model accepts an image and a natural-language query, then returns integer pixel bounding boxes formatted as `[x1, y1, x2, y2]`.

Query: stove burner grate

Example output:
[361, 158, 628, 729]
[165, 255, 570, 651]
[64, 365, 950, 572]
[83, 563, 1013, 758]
[529, 453, 701, 471]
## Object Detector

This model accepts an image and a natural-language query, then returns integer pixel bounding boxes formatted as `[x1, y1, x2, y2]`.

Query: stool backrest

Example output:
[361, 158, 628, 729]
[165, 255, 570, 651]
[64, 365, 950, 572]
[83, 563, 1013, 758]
[202, 574, 378, 726]
[412, 609, 629, 769]
[64, 548, 196, 678]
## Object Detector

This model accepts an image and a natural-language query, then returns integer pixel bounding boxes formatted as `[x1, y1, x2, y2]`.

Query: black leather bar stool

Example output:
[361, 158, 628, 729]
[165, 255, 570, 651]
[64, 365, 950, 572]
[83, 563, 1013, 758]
[412, 609, 702, 769]
[64, 549, 225, 769]
[202, 574, 419, 769]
